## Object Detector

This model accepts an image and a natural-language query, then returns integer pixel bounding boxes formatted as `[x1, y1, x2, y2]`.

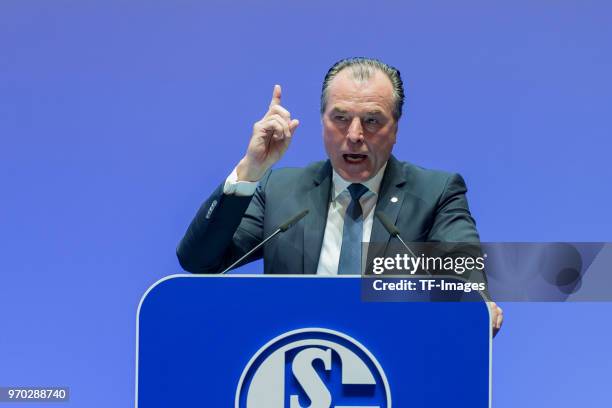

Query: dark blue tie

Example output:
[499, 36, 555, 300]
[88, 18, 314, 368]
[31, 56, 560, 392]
[337, 183, 369, 275]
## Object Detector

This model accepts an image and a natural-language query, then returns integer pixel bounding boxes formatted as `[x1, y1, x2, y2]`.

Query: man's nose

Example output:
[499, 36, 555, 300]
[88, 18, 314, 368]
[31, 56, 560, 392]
[347, 117, 364, 143]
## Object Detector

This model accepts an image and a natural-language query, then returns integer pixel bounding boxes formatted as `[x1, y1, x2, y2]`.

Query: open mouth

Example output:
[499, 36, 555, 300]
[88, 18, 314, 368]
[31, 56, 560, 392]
[343, 153, 368, 164]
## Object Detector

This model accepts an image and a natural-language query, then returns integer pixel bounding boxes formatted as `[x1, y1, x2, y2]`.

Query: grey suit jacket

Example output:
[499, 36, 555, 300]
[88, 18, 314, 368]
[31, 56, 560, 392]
[177, 155, 481, 276]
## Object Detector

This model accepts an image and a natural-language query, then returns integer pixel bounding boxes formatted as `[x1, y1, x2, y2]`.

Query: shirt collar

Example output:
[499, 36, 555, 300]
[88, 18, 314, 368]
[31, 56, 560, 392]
[332, 161, 388, 201]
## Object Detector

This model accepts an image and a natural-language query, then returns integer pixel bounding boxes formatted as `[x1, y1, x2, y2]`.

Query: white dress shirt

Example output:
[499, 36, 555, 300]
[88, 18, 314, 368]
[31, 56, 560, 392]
[223, 162, 388, 275]
[315, 163, 386, 275]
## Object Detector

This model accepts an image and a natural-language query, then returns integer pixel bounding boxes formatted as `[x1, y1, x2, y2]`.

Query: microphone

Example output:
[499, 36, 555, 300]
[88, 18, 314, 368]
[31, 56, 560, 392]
[375, 212, 431, 275]
[278, 209, 309, 232]
[220, 209, 309, 274]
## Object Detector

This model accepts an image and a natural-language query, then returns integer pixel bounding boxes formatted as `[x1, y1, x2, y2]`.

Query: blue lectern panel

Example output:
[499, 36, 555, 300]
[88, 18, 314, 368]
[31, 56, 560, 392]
[137, 275, 490, 407]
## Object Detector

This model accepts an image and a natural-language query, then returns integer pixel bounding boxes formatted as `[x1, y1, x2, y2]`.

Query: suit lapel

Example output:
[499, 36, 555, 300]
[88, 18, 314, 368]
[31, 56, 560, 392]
[303, 161, 332, 274]
[300, 157, 407, 274]
[367, 156, 408, 270]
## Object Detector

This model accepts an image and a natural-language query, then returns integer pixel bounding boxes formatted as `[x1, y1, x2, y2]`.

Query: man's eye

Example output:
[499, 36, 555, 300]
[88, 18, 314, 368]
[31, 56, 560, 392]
[334, 115, 348, 122]
[365, 117, 379, 125]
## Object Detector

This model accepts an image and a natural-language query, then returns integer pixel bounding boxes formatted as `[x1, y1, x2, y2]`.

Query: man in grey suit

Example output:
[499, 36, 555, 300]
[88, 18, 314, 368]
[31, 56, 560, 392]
[177, 57, 503, 334]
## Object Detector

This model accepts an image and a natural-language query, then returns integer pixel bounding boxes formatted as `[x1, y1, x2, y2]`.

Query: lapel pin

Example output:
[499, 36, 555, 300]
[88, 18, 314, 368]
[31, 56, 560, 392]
[390, 197, 398, 203]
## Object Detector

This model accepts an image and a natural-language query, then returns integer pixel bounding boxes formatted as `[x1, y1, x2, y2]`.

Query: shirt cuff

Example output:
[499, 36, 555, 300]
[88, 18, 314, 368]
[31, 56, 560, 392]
[223, 167, 259, 196]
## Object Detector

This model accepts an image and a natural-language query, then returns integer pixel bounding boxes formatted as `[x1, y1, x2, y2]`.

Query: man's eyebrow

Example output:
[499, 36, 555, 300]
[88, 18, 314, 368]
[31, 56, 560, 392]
[329, 107, 384, 115]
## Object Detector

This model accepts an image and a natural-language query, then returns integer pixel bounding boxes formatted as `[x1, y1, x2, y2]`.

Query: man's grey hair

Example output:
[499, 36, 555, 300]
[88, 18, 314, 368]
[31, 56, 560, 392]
[320, 57, 405, 121]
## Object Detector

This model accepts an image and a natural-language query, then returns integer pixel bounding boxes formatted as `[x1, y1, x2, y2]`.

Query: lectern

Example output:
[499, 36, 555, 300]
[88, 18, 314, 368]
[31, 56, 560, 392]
[136, 275, 490, 407]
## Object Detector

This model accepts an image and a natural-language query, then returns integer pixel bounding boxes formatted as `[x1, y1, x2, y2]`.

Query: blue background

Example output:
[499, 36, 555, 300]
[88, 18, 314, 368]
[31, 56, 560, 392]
[1, 0, 610, 406]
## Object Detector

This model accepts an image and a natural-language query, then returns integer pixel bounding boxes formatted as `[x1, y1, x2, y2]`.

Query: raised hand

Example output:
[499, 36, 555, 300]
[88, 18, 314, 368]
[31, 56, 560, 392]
[236, 85, 300, 181]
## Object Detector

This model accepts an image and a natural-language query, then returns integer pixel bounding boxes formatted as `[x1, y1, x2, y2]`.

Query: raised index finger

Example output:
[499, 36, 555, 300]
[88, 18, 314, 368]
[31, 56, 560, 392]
[269, 84, 282, 107]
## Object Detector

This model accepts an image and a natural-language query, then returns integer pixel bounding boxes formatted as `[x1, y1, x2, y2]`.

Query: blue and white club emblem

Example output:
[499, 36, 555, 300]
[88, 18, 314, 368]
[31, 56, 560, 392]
[235, 328, 391, 408]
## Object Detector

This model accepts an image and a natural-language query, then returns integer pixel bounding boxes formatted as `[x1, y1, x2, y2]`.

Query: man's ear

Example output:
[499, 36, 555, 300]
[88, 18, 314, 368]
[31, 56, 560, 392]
[392, 122, 399, 144]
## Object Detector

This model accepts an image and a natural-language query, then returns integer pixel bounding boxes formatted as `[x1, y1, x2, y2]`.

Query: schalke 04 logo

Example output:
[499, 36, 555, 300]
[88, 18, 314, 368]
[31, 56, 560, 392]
[235, 328, 391, 408]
